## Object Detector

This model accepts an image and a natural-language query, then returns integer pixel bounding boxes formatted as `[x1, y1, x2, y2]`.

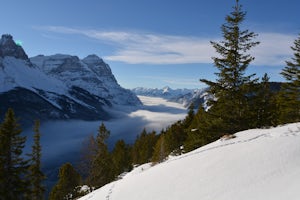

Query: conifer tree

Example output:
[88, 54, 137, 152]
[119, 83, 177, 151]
[183, 103, 195, 129]
[152, 134, 167, 163]
[278, 34, 300, 123]
[132, 129, 158, 164]
[49, 162, 81, 200]
[28, 120, 46, 200]
[200, 0, 259, 134]
[111, 140, 132, 176]
[78, 134, 97, 182]
[255, 74, 278, 127]
[87, 122, 114, 188]
[164, 121, 185, 155]
[0, 108, 29, 199]
[184, 106, 216, 152]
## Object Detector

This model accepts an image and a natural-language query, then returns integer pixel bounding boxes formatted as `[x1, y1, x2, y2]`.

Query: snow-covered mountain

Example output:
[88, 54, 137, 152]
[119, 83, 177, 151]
[79, 122, 300, 200]
[132, 86, 208, 108]
[30, 54, 140, 106]
[132, 86, 193, 99]
[0, 34, 141, 125]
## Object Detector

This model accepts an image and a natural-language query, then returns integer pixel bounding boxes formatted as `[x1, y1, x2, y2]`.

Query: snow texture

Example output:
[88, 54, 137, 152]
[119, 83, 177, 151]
[79, 123, 300, 200]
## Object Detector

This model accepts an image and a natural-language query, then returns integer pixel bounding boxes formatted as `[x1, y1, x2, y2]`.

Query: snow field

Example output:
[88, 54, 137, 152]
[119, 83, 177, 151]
[79, 123, 300, 200]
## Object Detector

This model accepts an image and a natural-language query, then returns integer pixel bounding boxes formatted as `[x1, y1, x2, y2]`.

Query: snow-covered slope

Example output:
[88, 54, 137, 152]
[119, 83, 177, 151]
[79, 123, 300, 200]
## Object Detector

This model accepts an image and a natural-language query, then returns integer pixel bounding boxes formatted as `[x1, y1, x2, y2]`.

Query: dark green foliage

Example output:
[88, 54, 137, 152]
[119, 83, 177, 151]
[49, 163, 81, 200]
[184, 106, 218, 152]
[151, 134, 167, 163]
[278, 34, 300, 123]
[200, 0, 259, 134]
[28, 120, 46, 200]
[86, 122, 114, 188]
[112, 140, 132, 176]
[164, 121, 186, 155]
[132, 129, 158, 164]
[0, 108, 29, 199]
[255, 74, 279, 127]
[183, 103, 195, 129]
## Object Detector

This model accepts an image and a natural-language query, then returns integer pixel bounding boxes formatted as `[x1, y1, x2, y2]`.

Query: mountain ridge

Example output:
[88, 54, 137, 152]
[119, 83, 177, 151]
[0, 34, 141, 126]
[132, 86, 208, 108]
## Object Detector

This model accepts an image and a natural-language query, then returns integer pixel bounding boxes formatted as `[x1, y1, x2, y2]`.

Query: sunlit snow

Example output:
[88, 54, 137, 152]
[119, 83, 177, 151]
[79, 123, 300, 200]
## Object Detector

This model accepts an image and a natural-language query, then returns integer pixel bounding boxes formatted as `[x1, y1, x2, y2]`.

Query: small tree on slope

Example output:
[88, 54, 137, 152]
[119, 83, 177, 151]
[87, 122, 114, 188]
[49, 163, 81, 200]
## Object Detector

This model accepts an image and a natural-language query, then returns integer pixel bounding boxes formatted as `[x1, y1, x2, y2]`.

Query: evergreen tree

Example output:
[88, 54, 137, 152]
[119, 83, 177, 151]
[78, 134, 97, 182]
[0, 108, 29, 199]
[49, 163, 81, 200]
[87, 122, 114, 188]
[182, 103, 195, 129]
[132, 129, 158, 164]
[184, 106, 216, 152]
[111, 140, 132, 176]
[255, 74, 278, 127]
[278, 33, 300, 123]
[151, 134, 167, 163]
[164, 121, 186, 155]
[28, 120, 46, 200]
[200, 0, 259, 134]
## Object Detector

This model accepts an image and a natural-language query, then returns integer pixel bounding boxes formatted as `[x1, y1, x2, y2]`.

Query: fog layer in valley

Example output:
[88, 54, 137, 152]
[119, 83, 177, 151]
[23, 96, 187, 169]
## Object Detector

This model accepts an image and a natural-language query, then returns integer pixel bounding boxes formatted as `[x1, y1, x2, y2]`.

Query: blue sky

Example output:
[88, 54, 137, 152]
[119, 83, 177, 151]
[1, 0, 300, 89]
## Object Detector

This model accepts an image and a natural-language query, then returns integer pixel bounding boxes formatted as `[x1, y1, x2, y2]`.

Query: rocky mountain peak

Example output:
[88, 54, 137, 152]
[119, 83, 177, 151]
[82, 54, 104, 64]
[0, 34, 28, 60]
[82, 54, 112, 76]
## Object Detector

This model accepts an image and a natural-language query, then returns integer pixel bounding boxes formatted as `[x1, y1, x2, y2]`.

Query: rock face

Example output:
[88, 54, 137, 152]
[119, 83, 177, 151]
[30, 54, 140, 106]
[0, 34, 28, 60]
[0, 34, 141, 126]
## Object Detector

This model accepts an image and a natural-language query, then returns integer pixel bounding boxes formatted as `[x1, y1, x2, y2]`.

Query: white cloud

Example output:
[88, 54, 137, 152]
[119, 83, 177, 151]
[37, 26, 296, 66]
[252, 33, 295, 66]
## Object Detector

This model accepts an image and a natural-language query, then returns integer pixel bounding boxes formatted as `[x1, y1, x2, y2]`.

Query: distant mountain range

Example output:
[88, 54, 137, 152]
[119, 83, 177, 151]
[0, 34, 141, 126]
[132, 81, 283, 108]
[132, 86, 209, 108]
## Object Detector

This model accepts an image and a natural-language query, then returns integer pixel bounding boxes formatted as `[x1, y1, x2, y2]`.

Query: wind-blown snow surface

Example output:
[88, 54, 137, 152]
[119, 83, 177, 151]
[79, 123, 300, 200]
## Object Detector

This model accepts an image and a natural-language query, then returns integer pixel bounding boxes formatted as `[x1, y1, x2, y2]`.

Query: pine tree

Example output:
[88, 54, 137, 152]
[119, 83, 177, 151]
[49, 162, 81, 200]
[278, 33, 300, 123]
[28, 120, 46, 200]
[78, 135, 98, 182]
[183, 103, 195, 129]
[164, 121, 185, 155]
[151, 134, 167, 163]
[200, 0, 259, 134]
[111, 140, 132, 176]
[184, 106, 216, 152]
[255, 74, 278, 127]
[0, 108, 29, 199]
[132, 129, 158, 164]
[87, 122, 114, 188]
